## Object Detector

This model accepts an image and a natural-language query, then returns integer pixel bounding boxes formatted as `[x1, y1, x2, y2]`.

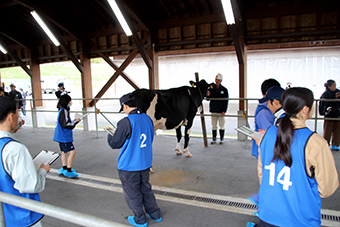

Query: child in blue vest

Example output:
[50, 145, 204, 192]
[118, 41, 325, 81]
[248, 79, 280, 214]
[107, 93, 161, 227]
[53, 94, 80, 178]
[251, 87, 339, 227]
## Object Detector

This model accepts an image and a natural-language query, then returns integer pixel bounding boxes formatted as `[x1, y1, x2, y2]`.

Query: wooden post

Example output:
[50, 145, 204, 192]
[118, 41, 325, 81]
[30, 54, 43, 108]
[80, 53, 93, 108]
[195, 72, 208, 147]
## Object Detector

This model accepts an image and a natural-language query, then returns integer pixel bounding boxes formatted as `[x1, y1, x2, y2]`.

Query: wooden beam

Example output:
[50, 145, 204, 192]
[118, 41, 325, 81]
[130, 29, 152, 69]
[97, 52, 140, 90]
[0, 30, 29, 49]
[0, 36, 32, 77]
[158, 0, 173, 18]
[80, 53, 93, 108]
[238, 41, 247, 111]
[89, 48, 139, 107]
[230, 25, 244, 64]
[230, 0, 243, 25]
[195, 72, 208, 147]
[111, 1, 152, 69]
[30, 47, 43, 108]
[121, 2, 149, 31]
[58, 40, 84, 73]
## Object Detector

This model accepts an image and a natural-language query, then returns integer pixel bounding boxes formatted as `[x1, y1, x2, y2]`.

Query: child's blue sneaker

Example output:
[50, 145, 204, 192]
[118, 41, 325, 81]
[63, 170, 79, 178]
[246, 222, 256, 227]
[330, 145, 340, 151]
[59, 168, 76, 174]
[147, 214, 162, 222]
[128, 216, 148, 227]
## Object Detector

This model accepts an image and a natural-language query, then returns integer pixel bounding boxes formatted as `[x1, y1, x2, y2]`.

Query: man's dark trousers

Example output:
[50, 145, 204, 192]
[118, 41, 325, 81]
[118, 168, 161, 224]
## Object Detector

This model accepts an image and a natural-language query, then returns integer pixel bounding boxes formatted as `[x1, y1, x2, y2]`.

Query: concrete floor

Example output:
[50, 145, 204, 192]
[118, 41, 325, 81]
[12, 126, 340, 227]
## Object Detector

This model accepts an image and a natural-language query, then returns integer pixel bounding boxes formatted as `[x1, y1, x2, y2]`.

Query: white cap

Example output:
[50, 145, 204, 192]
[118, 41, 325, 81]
[215, 73, 223, 80]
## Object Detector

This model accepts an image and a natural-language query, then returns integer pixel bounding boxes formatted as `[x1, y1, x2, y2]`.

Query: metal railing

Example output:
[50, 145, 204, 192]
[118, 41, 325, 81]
[18, 96, 340, 136]
[0, 191, 129, 227]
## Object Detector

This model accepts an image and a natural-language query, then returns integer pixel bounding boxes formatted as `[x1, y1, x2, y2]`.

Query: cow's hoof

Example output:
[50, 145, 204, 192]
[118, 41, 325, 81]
[175, 149, 183, 155]
[185, 153, 193, 157]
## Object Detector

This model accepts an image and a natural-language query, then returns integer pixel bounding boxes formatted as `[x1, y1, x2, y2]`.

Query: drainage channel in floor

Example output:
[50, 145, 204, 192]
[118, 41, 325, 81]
[48, 170, 340, 226]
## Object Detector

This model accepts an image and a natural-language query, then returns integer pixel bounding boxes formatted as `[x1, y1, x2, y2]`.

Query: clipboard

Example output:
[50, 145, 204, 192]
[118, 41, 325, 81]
[104, 127, 115, 136]
[33, 150, 60, 170]
[235, 126, 263, 140]
[74, 112, 90, 120]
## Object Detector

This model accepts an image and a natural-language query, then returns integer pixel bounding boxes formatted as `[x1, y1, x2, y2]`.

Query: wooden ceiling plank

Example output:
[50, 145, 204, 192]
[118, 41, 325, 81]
[200, 0, 212, 14]
[180, 0, 191, 15]
[172, 0, 183, 17]
[74, 0, 106, 29]
[191, 0, 203, 15]
[87, 1, 112, 26]
[60, 0, 99, 29]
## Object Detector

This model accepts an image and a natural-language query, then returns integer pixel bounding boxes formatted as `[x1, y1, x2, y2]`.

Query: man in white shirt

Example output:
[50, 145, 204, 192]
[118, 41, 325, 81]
[0, 96, 50, 227]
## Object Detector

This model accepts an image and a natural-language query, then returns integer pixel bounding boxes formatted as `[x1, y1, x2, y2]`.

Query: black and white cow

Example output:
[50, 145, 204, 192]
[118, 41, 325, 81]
[130, 80, 213, 157]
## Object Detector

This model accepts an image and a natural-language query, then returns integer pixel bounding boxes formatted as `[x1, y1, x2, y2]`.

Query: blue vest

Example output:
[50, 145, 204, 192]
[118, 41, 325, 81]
[53, 108, 73, 143]
[118, 113, 154, 171]
[251, 104, 274, 158]
[259, 126, 321, 227]
[0, 137, 43, 226]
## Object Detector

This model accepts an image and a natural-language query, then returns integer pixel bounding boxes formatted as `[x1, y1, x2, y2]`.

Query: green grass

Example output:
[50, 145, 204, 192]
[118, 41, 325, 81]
[0, 59, 112, 82]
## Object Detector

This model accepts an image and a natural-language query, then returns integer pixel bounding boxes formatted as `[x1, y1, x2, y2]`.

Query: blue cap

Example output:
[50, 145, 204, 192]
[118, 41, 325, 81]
[259, 85, 284, 103]
[119, 93, 133, 112]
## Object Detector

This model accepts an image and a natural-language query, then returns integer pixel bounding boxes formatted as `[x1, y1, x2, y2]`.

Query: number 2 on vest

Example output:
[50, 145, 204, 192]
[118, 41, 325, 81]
[265, 163, 292, 191]
[140, 133, 147, 148]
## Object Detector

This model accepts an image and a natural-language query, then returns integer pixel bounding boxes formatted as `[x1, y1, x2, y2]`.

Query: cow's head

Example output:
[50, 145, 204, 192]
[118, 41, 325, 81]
[189, 79, 214, 98]
[189, 80, 214, 108]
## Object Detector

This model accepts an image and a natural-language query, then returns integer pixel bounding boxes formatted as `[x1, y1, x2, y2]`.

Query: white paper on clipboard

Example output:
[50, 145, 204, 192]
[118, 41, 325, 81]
[104, 127, 115, 136]
[74, 112, 90, 120]
[235, 126, 263, 141]
[33, 150, 60, 170]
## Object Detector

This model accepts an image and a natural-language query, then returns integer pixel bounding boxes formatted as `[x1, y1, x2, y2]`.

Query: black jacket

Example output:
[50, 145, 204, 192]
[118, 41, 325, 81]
[8, 90, 23, 109]
[319, 88, 340, 118]
[208, 84, 229, 113]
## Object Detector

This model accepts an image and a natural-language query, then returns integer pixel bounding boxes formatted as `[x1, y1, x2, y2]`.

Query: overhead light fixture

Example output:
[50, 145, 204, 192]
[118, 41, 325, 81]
[0, 44, 7, 54]
[30, 10, 60, 46]
[107, 0, 133, 36]
[221, 0, 235, 25]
